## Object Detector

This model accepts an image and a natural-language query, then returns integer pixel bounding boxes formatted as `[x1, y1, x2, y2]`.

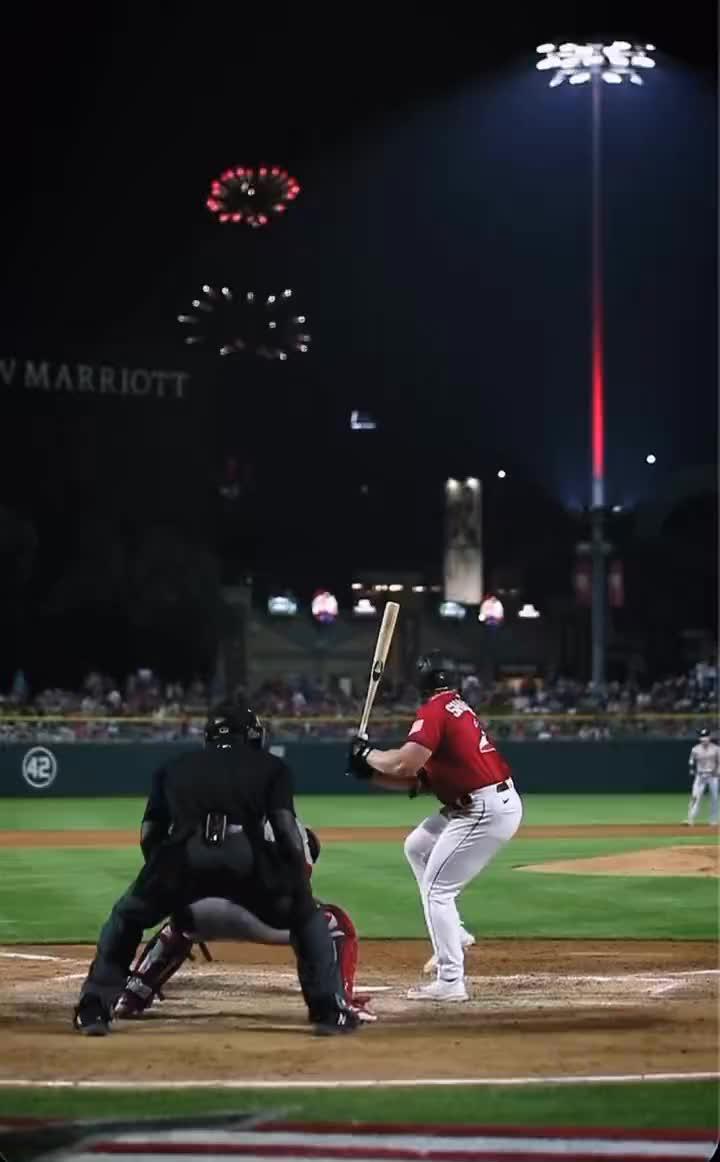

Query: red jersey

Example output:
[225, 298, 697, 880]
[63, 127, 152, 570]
[407, 691, 511, 805]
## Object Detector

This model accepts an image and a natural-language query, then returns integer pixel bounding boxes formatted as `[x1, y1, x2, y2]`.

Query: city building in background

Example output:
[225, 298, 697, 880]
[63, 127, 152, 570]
[444, 478, 483, 606]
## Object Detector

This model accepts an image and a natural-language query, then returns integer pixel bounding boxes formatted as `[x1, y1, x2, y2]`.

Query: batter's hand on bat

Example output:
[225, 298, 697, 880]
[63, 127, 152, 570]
[347, 735, 374, 780]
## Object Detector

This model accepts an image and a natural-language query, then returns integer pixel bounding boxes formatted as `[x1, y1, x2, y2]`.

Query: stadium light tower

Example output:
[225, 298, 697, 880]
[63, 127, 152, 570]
[536, 40, 656, 688]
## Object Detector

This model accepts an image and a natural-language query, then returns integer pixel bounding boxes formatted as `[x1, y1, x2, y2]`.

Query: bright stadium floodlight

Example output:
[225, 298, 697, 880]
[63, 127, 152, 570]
[535, 40, 656, 86]
[535, 39, 656, 691]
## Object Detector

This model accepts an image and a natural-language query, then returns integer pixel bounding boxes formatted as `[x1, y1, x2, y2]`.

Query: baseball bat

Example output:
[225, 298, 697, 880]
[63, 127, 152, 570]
[357, 601, 400, 739]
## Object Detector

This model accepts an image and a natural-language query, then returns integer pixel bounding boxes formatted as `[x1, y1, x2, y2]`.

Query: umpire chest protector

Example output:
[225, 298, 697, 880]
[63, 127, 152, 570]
[162, 746, 290, 836]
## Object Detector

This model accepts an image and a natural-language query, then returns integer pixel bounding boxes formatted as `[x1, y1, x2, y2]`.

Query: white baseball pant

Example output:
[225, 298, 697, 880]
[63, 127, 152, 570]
[688, 775, 719, 824]
[404, 780, 523, 982]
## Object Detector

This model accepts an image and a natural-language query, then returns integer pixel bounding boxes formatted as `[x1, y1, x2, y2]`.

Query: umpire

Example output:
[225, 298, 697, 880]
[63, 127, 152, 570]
[73, 702, 359, 1037]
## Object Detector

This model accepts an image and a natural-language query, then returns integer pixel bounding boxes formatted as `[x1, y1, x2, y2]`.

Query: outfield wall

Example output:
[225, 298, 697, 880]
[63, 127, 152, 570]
[0, 740, 691, 797]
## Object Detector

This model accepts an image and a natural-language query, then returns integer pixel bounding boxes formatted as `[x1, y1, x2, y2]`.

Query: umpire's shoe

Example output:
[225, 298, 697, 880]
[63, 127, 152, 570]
[312, 998, 362, 1037]
[73, 994, 112, 1036]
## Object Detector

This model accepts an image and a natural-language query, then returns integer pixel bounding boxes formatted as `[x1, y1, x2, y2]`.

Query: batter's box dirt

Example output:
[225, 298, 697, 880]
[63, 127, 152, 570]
[0, 939, 717, 1084]
[5, 960, 714, 1019]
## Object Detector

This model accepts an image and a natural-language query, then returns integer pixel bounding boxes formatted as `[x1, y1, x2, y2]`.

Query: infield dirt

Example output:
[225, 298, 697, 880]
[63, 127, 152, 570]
[1, 937, 716, 1085]
[1, 824, 718, 847]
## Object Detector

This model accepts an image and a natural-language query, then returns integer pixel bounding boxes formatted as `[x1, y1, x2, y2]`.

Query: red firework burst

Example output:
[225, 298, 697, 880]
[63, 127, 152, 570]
[205, 165, 301, 227]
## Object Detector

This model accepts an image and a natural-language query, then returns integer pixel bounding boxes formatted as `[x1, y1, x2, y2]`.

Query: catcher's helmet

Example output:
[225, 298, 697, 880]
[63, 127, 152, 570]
[416, 651, 458, 698]
[205, 703, 266, 750]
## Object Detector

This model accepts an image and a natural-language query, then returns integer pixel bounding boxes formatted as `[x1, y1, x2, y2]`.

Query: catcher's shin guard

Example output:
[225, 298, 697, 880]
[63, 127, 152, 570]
[322, 903, 357, 997]
[114, 922, 193, 1017]
[323, 901, 369, 998]
[322, 902, 375, 1021]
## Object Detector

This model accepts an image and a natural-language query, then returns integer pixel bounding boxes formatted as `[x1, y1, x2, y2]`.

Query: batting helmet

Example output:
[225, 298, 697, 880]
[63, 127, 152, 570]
[699, 728, 710, 739]
[204, 703, 266, 750]
[416, 651, 458, 698]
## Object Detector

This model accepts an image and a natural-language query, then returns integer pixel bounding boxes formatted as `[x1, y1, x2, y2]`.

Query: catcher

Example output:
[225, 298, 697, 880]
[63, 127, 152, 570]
[115, 821, 375, 1022]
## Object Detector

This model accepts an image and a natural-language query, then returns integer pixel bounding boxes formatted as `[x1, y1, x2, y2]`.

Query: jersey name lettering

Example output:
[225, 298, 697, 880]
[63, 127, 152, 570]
[445, 697, 473, 719]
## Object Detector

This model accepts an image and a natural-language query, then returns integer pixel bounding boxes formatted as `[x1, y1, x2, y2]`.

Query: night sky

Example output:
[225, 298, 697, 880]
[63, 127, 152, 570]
[0, 4, 716, 600]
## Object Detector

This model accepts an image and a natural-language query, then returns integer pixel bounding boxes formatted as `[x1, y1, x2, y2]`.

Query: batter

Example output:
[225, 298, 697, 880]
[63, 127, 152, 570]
[347, 652, 523, 1001]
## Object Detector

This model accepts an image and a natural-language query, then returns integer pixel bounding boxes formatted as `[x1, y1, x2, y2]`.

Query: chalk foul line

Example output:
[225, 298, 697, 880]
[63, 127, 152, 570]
[0, 1072, 717, 1090]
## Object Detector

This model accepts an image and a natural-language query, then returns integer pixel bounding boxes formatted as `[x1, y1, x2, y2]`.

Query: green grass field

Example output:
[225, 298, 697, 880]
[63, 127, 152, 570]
[0, 795, 716, 942]
[0, 794, 717, 1132]
[1, 1081, 718, 1130]
[0, 791, 705, 830]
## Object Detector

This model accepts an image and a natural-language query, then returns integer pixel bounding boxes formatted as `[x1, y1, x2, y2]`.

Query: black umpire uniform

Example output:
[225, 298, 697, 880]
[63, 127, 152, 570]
[74, 704, 359, 1036]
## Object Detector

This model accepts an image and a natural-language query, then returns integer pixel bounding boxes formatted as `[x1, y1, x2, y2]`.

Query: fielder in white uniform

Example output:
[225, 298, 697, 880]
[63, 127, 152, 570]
[685, 729, 719, 825]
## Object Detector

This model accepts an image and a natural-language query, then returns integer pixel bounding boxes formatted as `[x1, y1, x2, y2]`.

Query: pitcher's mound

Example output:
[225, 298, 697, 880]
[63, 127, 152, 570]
[517, 844, 719, 877]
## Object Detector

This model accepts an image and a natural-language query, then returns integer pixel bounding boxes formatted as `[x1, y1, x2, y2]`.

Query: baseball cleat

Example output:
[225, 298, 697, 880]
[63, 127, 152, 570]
[423, 931, 476, 974]
[407, 979, 469, 1003]
[313, 1011, 362, 1036]
[73, 995, 112, 1036]
[312, 999, 363, 1036]
[114, 976, 156, 1018]
[351, 993, 378, 1022]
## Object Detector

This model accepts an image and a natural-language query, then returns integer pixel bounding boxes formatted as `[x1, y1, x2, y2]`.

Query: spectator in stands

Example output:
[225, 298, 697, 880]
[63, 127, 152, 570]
[0, 662, 715, 743]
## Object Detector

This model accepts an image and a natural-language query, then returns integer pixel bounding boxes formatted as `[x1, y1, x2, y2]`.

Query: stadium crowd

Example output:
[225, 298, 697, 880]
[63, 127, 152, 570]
[0, 663, 716, 743]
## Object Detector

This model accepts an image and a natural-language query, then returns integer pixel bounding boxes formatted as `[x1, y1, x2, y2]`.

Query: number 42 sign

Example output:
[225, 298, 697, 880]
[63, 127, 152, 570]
[21, 746, 58, 790]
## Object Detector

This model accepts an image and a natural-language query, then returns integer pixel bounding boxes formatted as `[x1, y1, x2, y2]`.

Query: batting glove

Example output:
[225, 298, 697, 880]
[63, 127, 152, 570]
[347, 736, 374, 780]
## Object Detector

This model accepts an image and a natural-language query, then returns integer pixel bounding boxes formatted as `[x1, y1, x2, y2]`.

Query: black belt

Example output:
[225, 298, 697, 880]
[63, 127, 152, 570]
[455, 781, 510, 808]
